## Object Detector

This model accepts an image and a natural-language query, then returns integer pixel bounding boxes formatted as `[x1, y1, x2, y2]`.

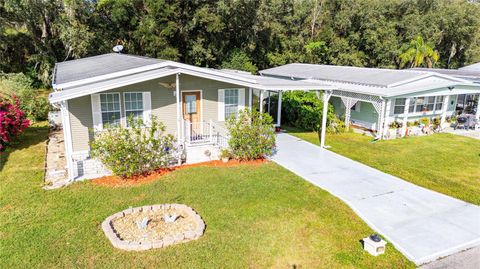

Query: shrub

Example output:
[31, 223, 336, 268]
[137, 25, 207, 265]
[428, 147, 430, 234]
[0, 73, 51, 121]
[0, 96, 30, 152]
[90, 116, 175, 178]
[419, 117, 430, 126]
[226, 109, 276, 161]
[389, 121, 402, 129]
[281, 91, 344, 134]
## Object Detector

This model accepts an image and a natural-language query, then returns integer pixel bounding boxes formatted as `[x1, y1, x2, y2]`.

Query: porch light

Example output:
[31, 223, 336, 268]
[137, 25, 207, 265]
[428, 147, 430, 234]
[363, 234, 387, 256]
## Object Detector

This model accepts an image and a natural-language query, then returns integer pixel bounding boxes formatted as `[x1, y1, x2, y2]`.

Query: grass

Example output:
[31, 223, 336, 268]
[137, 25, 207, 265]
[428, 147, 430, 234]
[0, 124, 414, 268]
[284, 126, 480, 205]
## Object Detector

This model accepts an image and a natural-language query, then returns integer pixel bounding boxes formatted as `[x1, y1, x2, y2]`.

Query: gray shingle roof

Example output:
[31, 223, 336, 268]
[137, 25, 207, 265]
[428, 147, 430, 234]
[259, 63, 428, 87]
[53, 53, 164, 85]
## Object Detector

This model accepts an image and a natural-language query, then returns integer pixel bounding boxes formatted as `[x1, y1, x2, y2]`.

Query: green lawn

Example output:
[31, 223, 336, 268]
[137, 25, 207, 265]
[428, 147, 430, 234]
[285, 126, 480, 205]
[0, 124, 414, 268]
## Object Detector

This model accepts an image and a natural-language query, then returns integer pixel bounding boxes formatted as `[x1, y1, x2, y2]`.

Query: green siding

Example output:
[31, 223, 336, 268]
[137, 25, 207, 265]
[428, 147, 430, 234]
[68, 75, 250, 152]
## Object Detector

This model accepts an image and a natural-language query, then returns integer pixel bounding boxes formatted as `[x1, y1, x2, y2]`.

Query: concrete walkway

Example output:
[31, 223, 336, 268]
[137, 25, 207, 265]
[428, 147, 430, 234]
[270, 133, 480, 265]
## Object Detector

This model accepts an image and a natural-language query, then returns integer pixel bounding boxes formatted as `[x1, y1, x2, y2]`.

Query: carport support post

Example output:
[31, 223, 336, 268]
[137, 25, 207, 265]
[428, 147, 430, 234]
[401, 97, 410, 137]
[320, 90, 332, 148]
[276, 91, 283, 127]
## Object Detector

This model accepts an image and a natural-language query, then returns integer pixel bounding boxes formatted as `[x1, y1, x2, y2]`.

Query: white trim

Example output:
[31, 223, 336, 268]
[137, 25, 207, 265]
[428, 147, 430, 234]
[220, 88, 245, 120]
[176, 74, 181, 142]
[122, 91, 149, 127]
[181, 90, 203, 124]
[60, 101, 75, 181]
[217, 89, 225, 121]
[97, 92, 122, 129]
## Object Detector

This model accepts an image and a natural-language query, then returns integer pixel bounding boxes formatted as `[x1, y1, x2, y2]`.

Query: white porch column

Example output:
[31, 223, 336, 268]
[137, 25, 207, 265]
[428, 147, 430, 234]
[259, 90, 264, 113]
[248, 87, 253, 109]
[382, 99, 392, 138]
[441, 95, 450, 125]
[176, 73, 181, 143]
[376, 100, 386, 139]
[60, 101, 74, 181]
[276, 91, 283, 127]
[320, 90, 332, 148]
[400, 98, 410, 137]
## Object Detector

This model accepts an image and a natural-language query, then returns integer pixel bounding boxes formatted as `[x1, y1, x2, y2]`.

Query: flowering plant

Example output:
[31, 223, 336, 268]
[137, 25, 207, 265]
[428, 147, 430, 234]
[0, 96, 30, 152]
[90, 116, 175, 178]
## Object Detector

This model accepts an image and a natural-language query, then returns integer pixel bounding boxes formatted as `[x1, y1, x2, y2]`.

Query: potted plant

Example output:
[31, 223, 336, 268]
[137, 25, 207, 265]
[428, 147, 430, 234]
[219, 148, 231, 163]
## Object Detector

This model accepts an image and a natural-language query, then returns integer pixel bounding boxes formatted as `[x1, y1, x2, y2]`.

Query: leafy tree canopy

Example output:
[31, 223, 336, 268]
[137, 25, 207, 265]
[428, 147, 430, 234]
[1, 0, 479, 85]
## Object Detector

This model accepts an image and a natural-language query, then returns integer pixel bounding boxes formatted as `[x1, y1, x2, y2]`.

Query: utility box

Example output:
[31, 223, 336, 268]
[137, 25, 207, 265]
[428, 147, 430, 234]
[363, 236, 387, 256]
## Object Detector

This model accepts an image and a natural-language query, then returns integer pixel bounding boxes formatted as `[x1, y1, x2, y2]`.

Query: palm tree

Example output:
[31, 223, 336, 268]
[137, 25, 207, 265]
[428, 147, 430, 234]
[399, 36, 440, 68]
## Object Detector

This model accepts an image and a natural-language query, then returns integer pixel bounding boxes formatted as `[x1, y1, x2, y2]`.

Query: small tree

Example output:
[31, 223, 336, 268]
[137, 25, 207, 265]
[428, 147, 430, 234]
[399, 36, 439, 68]
[0, 95, 30, 152]
[90, 116, 175, 178]
[226, 109, 276, 161]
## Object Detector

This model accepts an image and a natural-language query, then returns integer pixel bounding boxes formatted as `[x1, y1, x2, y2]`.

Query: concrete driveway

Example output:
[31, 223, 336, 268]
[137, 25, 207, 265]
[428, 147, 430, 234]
[271, 133, 480, 265]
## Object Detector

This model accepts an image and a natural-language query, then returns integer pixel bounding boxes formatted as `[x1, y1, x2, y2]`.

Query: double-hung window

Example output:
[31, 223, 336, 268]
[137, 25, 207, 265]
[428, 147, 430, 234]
[393, 98, 406, 114]
[415, 97, 425, 112]
[100, 93, 121, 127]
[124, 92, 144, 126]
[425, 96, 435, 111]
[224, 89, 239, 119]
[435, 96, 444, 111]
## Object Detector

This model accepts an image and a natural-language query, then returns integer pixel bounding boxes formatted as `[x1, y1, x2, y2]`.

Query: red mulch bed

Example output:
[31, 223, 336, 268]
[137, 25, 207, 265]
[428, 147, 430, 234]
[91, 159, 268, 187]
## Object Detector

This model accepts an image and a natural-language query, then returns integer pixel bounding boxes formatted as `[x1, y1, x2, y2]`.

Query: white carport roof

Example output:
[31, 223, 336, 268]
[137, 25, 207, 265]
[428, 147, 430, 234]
[260, 63, 479, 97]
[50, 54, 333, 103]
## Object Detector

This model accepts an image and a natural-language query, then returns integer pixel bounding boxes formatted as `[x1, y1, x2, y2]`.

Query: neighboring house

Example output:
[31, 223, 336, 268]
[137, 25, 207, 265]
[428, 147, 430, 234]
[260, 64, 480, 136]
[412, 63, 480, 115]
[49, 53, 329, 181]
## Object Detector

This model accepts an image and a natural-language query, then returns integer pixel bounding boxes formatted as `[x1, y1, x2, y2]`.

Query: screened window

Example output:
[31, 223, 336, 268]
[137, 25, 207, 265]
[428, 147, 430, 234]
[425, 96, 436, 111]
[415, 97, 425, 112]
[100, 93, 121, 127]
[124, 92, 144, 126]
[394, 98, 406, 114]
[435, 96, 445, 111]
[224, 89, 239, 119]
[408, 98, 415, 113]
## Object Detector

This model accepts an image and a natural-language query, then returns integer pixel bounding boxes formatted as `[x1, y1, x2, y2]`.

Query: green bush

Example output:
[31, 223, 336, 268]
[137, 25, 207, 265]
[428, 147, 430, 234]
[90, 116, 175, 178]
[226, 109, 276, 161]
[282, 91, 345, 134]
[0, 73, 51, 121]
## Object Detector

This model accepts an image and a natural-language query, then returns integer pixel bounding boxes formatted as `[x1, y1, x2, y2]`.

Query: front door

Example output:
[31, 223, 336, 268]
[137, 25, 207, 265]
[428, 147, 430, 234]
[182, 91, 201, 123]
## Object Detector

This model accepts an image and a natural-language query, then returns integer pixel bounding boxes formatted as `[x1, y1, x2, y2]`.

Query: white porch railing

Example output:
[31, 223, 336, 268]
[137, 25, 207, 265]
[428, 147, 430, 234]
[183, 119, 229, 148]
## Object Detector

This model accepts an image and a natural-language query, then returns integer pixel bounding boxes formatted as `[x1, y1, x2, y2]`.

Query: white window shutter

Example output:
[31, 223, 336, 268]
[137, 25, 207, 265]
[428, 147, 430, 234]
[238, 88, 245, 112]
[91, 94, 103, 131]
[142, 92, 152, 126]
[218, 89, 225, 121]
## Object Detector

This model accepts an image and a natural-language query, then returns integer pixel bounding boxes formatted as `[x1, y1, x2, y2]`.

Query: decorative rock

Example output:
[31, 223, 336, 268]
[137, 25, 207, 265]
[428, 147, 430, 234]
[101, 204, 205, 251]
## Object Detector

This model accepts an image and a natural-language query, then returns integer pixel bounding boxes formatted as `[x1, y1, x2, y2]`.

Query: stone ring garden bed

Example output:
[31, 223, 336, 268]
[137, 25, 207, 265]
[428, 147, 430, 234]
[102, 204, 205, 251]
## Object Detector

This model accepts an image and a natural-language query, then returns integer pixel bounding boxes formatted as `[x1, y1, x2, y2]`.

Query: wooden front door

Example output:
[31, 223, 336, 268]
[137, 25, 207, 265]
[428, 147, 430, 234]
[182, 91, 201, 123]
